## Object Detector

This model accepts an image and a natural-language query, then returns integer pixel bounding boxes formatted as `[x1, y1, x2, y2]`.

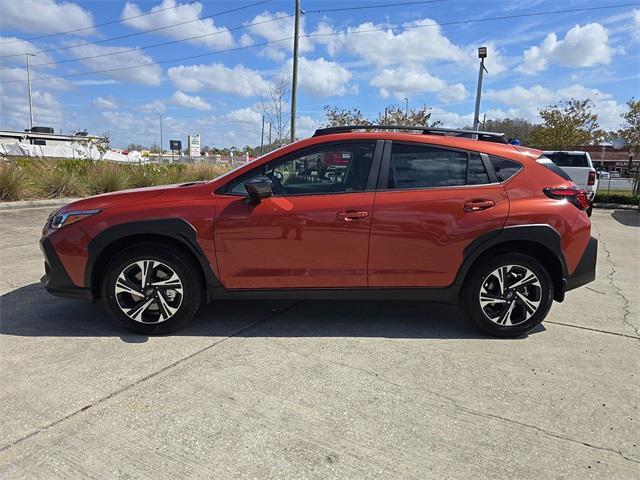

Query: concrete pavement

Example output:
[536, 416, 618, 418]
[1, 207, 638, 479]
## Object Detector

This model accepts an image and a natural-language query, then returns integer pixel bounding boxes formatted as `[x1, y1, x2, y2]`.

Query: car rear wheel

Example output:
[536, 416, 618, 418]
[463, 253, 554, 337]
[101, 246, 203, 334]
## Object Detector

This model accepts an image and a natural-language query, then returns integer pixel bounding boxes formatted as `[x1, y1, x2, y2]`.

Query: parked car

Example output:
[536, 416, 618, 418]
[598, 171, 610, 180]
[41, 126, 597, 337]
[543, 151, 597, 215]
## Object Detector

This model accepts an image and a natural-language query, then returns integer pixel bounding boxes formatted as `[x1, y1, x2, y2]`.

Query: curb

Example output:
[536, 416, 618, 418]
[593, 203, 638, 211]
[0, 198, 80, 211]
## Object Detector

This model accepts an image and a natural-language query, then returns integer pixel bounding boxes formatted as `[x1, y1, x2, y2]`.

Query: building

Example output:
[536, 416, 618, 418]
[0, 128, 106, 147]
[576, 145, 636, 175]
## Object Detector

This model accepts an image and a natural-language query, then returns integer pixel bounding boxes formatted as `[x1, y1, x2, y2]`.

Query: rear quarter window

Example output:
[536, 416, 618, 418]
[489, 156, 522, 182]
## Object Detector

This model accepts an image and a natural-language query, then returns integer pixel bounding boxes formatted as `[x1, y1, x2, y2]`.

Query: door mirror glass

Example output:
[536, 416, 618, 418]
[244, 176, 272, 203]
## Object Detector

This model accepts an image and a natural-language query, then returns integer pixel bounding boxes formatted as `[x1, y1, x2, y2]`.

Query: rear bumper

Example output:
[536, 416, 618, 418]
[566, 236, 598, 292]
[40, 237, 93, 300]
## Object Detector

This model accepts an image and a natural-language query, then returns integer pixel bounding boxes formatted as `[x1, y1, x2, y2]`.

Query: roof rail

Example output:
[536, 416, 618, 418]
[312, 125, 508, 144]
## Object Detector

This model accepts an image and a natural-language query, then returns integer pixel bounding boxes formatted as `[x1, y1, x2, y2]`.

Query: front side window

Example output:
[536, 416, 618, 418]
[388, 144, 467, 189]
[228, 142, 376, 195]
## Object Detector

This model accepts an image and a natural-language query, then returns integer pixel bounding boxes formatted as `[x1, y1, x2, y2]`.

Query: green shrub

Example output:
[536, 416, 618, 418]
[87, 161, 129, 194]
[0, 162, 30, 201]
[594, 192, 639, 205]
[159, 164, 187, 185]
[28, 160, 87, 198]
[125, 163, 163, 188]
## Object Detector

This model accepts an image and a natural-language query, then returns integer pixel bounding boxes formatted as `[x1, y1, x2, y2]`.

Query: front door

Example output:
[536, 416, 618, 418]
[368, 141, 510, 288]
[214, 141, 382, 290]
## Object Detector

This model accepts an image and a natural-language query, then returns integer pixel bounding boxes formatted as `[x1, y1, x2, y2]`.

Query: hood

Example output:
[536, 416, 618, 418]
[60, 182, 206, 211]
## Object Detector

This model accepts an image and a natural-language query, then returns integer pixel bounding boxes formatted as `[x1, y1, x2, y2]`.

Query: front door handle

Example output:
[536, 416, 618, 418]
[464, 200, 495, 212]
[336, 211, 369, 222]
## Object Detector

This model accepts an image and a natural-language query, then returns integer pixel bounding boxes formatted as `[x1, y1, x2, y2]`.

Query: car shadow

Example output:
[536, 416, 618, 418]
[611, 209, 639, 227]
[0, 283, 544, 341]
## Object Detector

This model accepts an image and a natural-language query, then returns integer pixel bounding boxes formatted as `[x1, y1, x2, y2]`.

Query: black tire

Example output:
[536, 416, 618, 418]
[586, 205, 593, 217]
[462, 253, 554, 337]
[101, 246, 203, 335]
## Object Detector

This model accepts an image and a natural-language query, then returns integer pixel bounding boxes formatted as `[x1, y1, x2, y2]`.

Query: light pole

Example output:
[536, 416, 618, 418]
[473, 46, 488, 131]
[26, 52, 36, 130]
[404, 97, 409, 120]
[290, 0, 301, 143]
[158, 113, 163, 156]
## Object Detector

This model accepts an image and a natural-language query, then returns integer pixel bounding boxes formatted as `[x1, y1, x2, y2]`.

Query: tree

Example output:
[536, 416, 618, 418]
[322, 104, 440, 128]
[530, 98, 599, 149]
[259, 76, 290, 147]
[322, 106, 371, 127]
[376, 105, 441, 127]
[618, 98, 640, 194]
[479, 118, 539, 144]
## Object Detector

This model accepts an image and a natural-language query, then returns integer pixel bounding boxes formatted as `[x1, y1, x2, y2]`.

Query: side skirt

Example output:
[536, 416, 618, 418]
[210, 286, 460, 303]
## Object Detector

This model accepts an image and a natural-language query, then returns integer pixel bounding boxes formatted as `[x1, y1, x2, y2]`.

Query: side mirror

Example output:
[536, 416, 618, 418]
[244, 176, 273, 203]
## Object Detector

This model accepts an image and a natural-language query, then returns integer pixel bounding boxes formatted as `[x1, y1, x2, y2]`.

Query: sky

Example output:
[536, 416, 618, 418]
[0, 0, 638, 149]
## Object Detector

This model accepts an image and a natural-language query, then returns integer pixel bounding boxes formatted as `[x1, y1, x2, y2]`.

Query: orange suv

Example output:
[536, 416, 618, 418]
[40, 126, 597, 337]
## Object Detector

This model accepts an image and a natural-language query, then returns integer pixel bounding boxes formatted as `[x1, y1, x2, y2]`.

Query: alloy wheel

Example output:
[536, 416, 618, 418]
[478, 264, 542, 326]
[114, 260, 183, 324]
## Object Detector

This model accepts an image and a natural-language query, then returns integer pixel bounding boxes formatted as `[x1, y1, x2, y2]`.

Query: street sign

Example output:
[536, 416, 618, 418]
[169, 140, 181, 151]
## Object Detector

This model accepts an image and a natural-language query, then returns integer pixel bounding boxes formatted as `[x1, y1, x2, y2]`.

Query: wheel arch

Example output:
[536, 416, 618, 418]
[456, 225, 568, 302]
[86, 219, 220, 300]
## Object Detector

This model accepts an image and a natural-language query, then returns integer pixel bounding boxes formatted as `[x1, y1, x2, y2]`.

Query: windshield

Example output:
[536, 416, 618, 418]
[544, 152, 589, 167]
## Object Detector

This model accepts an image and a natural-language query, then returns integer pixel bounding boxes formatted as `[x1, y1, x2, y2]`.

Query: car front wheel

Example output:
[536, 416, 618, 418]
[463, 253, 554, 337]
[101, 246, 203, 334]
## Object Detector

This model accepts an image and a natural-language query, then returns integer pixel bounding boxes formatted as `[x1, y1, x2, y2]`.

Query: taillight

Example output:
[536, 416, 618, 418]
[587, 170, 596, 186]
[543, 187, 590, 211]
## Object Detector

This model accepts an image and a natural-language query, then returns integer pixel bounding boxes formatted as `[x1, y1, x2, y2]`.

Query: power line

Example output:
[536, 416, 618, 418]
[25, 14, 295, 68]
[4, 1, 638, 85]
[0, 0, 272, 58]
[0, 1, 200, 46]
[305, 0, 448, 14]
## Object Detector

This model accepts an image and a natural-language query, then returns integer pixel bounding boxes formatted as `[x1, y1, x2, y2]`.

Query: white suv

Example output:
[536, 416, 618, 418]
[543, 151, 597, 215]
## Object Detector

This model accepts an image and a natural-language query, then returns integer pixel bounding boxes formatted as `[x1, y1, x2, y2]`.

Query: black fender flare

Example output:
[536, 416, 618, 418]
[453, 224, 569, 297]
[85, 218, 221, 295]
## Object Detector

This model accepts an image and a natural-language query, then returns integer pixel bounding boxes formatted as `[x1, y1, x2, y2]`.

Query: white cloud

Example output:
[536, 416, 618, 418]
[0, 37, 54, 67]
[486, 84, 625, 130]
[170, 91, 212, 111]
[140, 100, 166, 113]
[0, 72, 64, 130]
[284, 57, 354, 97]
[167, 63, 270, 96]
[369, 65, 467, 103]
[428, 107, 474, 128]
[438, 83, 468, 103]
[0, 67, 71, 91]
[243, 11, 313, 60]
[0, 0, 94, 36]
[121, 0, 233, 49]
[634, 10, 640, 41]
[92, 96, 120, 110]
[225, 107, 262, 125]
[67, 43, 161, 86]
[517, 23, 614, 74]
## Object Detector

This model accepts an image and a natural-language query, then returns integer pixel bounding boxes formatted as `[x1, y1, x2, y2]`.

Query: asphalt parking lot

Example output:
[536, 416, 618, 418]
[1, 206, 638, 479]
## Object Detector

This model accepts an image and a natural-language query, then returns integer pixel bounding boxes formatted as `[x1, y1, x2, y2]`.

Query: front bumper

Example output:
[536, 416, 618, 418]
[40, 237, 93, 300]
[566, 236, 598, 292]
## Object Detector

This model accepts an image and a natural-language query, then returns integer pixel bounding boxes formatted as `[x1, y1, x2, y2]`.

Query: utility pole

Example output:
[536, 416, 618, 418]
[260, 115, 265, 156]
[268, 122, 272, 146]
[290, 0, 301, 143]
[404, 97, 409, 119]
[26, 52, 36, 130]
[158, 113, 163, 157]
[473, 46, 488, 131]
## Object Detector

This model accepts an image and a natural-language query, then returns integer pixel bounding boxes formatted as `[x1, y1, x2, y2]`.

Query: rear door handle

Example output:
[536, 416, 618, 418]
[464, 200, 495, 212]
[336, 211, 369, 222]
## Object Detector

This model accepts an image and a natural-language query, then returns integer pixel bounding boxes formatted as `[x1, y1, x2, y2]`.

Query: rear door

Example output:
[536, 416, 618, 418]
[368, 141, 510, 288]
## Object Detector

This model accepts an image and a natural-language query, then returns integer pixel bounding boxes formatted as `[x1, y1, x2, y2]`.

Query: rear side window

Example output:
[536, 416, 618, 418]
[388, 144, 467, 189]
[536, 155, 573, 181]
[545, 152, 589, 167]
[489, 156, 522, 182]
[467, 153, 490, 185]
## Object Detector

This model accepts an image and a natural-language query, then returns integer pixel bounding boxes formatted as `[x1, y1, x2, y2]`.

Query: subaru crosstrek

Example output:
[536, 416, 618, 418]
[40, 126, 597, 337]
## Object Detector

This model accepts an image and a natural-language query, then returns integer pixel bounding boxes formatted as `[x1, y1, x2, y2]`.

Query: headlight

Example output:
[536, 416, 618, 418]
[51, 209, 101, 229]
